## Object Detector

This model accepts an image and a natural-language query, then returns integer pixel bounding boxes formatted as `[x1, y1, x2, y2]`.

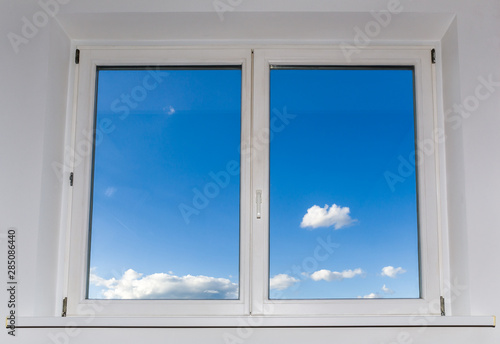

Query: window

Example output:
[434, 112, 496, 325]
[250, 48, 440, 316]
[67, 48, 252, 316]
[67, 47, 441, 318]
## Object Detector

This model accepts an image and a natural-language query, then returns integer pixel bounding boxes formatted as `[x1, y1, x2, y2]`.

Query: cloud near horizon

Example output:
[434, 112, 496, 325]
[381, 266, 406, 278]
[310, 268, 364, 282]
[381, 284, 395, 294]
[270, 274, 300, 290]
[300, 204, 356, 230]
[90, 268, 238, 299]
[358, 292, 381, 299]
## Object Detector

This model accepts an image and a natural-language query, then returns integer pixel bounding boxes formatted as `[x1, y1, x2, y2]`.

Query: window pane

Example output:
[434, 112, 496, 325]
[88, 68, 241, 300]
[269, 68, 419, 299]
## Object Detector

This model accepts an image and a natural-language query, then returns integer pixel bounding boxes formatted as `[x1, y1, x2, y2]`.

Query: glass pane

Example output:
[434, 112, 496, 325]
[269, 68, 419, 299]
[87, 68, 241, 300]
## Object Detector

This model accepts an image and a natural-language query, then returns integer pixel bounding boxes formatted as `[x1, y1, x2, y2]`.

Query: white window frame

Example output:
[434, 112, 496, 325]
[251, 47, 441, 316]
[66, 46, 441, 317]
[66, 47, 252, 316]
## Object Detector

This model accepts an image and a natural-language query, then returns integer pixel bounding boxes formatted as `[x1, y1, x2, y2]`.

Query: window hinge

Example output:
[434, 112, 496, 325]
[440, 296, 445, 316]
[62, 297, 67, 317]
[431, 48, 436, 64]
[75, 49, 80, 64]
[69, 172, 74, 186]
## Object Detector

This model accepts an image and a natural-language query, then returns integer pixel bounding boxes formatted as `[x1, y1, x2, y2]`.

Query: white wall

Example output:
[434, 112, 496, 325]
[0, 0, 499, 343]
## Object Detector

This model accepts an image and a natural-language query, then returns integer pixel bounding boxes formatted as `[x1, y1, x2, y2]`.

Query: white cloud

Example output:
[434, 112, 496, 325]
[358, 293, 381, 299]
[270, 274, 299, 290]
[381, 284, 395, 294]
[90, 268, 238, 299]
[300, 204, 356, 229]
[310, 268, 364, 282]
[164, 105, 175, 115]
[381, 266, 406, 278]
[104, 187, 116, 197]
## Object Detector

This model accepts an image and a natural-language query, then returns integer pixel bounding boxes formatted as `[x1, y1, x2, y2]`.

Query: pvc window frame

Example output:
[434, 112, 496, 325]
[65, 46, 442, 318]
[66, 47, 252, 317]
[251, 47, 441, 316]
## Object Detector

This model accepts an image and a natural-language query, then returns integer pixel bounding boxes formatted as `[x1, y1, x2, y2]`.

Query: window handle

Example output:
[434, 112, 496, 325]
[256, 190, 262, 219]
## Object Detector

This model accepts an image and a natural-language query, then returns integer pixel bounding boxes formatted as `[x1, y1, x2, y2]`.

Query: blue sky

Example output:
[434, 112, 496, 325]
[88, 69, 241, 299]
[269, 68, 419, 299]
[87, 67, 419, 300]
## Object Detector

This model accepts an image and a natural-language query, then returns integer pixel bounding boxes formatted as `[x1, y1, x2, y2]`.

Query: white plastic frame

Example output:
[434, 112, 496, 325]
[251, 47, 441, 316]
[66, 46, 441, 318]
[66, 47, 252, 316]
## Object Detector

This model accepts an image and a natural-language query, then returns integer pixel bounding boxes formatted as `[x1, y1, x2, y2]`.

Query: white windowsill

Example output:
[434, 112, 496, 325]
[14, 315, 495, 328]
